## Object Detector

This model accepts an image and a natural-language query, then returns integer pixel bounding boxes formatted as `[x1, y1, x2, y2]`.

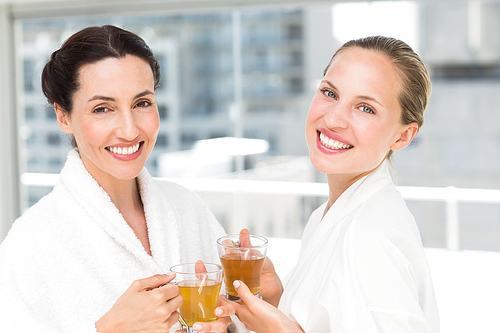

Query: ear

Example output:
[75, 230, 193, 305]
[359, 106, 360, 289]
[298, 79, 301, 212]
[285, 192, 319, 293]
[390, 122, 418, 151]
[54, 104, 73, 134]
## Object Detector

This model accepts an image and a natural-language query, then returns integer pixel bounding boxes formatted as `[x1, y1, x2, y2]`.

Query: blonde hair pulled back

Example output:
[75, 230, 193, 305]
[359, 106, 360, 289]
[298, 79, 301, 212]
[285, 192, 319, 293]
[324, 36, 431, 158]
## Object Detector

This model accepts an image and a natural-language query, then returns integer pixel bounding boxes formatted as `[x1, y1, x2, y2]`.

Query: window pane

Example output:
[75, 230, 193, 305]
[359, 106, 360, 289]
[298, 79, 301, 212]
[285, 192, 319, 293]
[16, 9, 317, 236]
[16, 2, 500, 249]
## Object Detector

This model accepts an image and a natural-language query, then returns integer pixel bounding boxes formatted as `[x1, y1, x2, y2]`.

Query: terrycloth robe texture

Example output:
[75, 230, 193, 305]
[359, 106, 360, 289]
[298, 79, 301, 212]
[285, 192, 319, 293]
[278, 161, 440, 332]
[0, 149, 232, 332]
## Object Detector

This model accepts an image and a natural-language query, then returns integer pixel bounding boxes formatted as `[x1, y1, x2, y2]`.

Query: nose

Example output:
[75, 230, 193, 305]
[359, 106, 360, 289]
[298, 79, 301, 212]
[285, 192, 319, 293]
[115, 109, 140, 141]
[324, 101, 349, 130]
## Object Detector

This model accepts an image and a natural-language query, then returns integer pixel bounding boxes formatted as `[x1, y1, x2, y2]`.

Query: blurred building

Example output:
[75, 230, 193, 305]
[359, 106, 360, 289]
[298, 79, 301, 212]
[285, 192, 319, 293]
[13, 1, 500, 250]
[19, 8, 331, 206]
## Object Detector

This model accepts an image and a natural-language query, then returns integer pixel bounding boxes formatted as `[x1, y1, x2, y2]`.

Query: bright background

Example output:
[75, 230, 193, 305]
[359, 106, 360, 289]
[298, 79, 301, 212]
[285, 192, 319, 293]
[1, 0, 500, 331]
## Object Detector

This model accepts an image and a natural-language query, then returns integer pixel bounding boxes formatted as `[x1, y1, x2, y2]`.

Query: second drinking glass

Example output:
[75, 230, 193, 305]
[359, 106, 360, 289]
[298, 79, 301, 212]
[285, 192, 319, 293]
[216, 234, 268, 302]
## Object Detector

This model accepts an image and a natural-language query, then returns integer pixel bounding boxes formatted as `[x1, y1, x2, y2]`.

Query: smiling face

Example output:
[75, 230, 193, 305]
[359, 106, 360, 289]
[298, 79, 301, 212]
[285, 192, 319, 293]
[305, 47, 418, 184]
[55, 54, 159, 185]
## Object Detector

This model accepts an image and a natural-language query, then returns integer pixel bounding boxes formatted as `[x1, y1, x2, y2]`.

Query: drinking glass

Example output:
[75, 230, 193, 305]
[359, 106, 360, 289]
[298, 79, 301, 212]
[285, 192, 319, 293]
[170, 262, 223, 332]
[216, 234, 268, 302]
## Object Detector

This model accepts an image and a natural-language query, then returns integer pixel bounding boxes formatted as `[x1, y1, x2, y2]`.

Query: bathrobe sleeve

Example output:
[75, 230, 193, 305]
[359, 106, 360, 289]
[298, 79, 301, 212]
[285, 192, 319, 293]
[0, 186, 108, 333]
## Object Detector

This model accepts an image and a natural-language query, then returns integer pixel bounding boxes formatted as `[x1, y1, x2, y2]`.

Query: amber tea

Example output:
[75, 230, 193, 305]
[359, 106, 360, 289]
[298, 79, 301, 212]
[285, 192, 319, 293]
[220, 253, 265, 296]
[217, 234, 268, 302]
[177, 279, 222, 327]
[170, 262, 223, 333]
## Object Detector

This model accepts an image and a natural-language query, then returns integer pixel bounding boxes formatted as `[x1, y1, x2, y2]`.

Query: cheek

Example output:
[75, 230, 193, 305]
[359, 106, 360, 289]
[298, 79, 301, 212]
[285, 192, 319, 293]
[357, 123, 396, 158]
[72, 120, 105, 147]
[149, 113, 160, 135]
[306, 98, 324, 119]
[305, 100, 323, 131]
[138, 112, 160, 138]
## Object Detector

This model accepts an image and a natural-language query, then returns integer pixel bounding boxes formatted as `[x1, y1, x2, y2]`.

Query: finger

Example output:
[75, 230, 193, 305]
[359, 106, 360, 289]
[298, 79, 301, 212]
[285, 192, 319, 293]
[217, 294, 235, 307]
[164, 309, 180, 329]
[214, 304, 236, 318]
[195, 260, 209, 284]
[131, 273, 176, 292]
[195, 260, 208, 274]
[193, 316, 232, 332]
[222, 238, 236, 247]
[165, 294, 184, 313]
[155, 283, 180, 302]
[239, 229, 256, 260]
[221, 238, 239, 258]
[263, 256, 276, 270]
[215, 296, 237, 317]
[239, 228, 252, 248]
[233, 280, 257, 305]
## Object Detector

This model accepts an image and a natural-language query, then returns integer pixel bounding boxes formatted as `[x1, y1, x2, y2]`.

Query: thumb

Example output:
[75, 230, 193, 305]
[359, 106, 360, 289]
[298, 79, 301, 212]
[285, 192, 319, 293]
[239, 229, 252, 248]
[233, 280, 256, 305]
[195, 260, 208, 274]
[133, 273, 176, 292]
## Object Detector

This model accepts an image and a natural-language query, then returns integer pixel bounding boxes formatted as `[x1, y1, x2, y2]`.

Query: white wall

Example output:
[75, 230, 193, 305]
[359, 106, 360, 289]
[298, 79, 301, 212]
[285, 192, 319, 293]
[0, 5, 20, 240]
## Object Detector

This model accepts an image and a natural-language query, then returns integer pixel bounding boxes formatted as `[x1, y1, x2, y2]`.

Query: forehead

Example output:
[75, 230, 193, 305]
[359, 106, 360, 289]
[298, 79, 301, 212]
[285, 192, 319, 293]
[326, 47, 402, 106]
[77, 55, 154, 90]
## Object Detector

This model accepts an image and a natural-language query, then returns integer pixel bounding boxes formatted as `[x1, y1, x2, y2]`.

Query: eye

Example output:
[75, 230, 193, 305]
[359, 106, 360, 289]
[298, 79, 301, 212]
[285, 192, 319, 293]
[93, 106, 110, 113]
[359, 105, 375, 114]
[321, 89, 337, 100]
[135, 100, 152, 108]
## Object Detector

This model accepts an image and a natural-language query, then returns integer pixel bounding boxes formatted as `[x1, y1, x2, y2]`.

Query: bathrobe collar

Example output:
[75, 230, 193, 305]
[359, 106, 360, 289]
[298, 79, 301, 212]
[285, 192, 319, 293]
[58, 149, 181, 270]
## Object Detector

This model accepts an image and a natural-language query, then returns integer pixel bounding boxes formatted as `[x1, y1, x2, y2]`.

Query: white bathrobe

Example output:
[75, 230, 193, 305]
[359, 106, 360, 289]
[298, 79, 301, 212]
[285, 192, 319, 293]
[0, 149, 230, 332]
[278, 161, 440, 332]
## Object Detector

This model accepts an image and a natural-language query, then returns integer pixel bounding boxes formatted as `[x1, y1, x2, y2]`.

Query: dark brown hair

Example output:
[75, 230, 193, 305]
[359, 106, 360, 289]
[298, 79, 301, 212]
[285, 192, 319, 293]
[42, 25, 161, 114]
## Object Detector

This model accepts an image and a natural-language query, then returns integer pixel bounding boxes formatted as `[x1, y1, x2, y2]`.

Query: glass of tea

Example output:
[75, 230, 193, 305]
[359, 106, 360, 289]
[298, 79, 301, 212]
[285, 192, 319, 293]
[216, 234, 268, 302]
[170, 262, 223, 332]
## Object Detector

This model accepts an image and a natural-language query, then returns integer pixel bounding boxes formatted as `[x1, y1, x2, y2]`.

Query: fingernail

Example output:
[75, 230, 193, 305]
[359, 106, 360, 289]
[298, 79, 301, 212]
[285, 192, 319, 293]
[193, 323, 202, 331]
[215, 308, 223, 316]
[233, 280, 241, 289]
[166, 272, 175, 276]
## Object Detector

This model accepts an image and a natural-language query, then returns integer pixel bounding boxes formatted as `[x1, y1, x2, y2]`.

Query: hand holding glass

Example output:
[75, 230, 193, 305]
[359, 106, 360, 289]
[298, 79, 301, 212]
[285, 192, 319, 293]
[170, 262, 223, 332]
[217, 234, 268, 302]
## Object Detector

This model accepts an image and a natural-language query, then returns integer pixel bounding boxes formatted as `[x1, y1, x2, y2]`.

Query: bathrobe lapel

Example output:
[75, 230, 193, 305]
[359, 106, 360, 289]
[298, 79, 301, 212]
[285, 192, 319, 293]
[59, 150, 177, 271]
[280, 161, 395, 319]
[299, 161, 394, 262]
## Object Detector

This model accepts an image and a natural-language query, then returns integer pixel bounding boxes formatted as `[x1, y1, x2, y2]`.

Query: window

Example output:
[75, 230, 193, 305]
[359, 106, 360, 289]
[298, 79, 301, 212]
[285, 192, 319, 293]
[12, 1, 500, 252]
[46, 133, 61, 146]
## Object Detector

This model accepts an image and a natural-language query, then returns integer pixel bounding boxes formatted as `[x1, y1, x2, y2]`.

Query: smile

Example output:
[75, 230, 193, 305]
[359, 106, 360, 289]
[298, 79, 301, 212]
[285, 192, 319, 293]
[319, 132, 353, 150]
[106, 142, 142, 155]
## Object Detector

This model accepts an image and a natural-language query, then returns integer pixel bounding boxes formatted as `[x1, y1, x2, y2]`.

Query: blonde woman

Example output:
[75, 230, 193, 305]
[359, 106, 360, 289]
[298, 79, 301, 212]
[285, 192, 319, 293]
[228, 36, 440, 332]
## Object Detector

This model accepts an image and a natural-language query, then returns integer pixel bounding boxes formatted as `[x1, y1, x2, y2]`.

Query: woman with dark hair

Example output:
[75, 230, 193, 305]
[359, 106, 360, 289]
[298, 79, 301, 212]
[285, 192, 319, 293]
[0, 25, 240, 333]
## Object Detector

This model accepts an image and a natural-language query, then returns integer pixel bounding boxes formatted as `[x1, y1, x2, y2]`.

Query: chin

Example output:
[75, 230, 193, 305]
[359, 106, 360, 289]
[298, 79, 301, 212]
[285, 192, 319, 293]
[309, 154, 332, 174]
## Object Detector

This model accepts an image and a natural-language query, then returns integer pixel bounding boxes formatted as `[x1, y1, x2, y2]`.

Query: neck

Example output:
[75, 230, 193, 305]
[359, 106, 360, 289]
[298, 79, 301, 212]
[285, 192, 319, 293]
[324, 174, 360, 216]
[323, 160, 385, 217]
[79, 154, 151, 254]
[103, 177, 143, 215]
[82, 159, 145, 223]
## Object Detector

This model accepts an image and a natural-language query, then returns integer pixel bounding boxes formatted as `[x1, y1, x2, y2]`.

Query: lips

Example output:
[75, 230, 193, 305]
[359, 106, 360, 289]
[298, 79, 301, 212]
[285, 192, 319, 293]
[317, 131, 353, 150]
[105, 142, 142, 155]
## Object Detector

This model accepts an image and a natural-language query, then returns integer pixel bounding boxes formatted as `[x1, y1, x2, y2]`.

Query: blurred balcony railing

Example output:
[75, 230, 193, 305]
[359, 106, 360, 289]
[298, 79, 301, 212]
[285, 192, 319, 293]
[21, 172, 500, 251]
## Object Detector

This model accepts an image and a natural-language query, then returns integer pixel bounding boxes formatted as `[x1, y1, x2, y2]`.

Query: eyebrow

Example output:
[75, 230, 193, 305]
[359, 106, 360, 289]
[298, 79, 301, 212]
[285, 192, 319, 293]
[87, 90, 155, 103]
[321, 80, 384, 107]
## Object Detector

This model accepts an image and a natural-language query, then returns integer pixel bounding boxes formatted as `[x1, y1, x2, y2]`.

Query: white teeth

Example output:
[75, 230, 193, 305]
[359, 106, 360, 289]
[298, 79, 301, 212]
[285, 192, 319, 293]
[108, 143, 141, 155]
[319, 132, 352, 150]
